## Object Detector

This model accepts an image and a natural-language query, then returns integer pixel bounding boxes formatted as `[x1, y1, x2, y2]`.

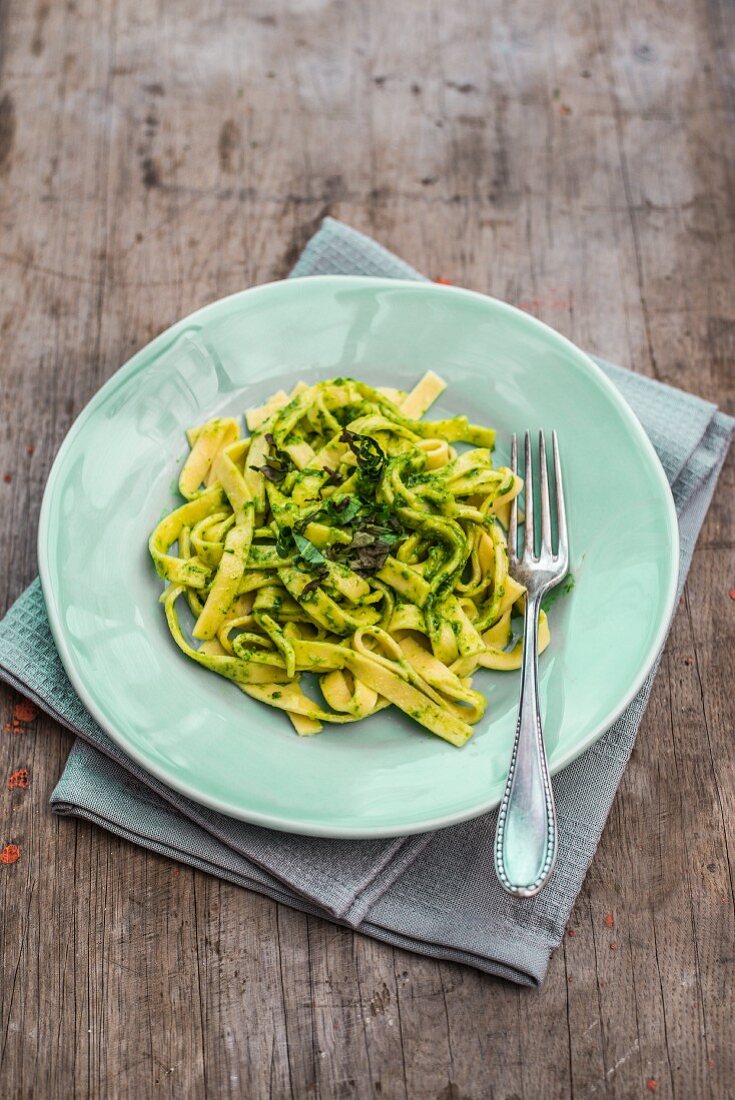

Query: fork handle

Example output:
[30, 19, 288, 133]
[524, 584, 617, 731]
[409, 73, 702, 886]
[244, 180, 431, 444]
[494, 592, 558, 897]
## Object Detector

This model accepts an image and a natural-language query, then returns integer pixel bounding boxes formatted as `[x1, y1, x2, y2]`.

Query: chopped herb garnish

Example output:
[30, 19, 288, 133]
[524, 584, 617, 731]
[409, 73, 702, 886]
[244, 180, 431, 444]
[275, 525, 326, 572]
[339, 428, 386, 479]
[333, 496, 362, 521]
[275, 525, 295, 557]
[252, 432, 294, 484]
[301, 566, 328, 595]
[311, 495, 362, 526]
[292, 531, 327, 568]
[324, 504, 403, 576]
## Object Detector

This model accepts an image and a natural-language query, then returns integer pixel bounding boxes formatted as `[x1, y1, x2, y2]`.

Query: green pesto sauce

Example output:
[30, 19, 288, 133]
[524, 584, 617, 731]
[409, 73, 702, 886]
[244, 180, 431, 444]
[541, 572, 575, 612]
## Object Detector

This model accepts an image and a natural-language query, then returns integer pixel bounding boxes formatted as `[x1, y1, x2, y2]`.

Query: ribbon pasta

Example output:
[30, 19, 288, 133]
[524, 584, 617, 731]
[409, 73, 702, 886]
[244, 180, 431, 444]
[149, 374, 550, 746]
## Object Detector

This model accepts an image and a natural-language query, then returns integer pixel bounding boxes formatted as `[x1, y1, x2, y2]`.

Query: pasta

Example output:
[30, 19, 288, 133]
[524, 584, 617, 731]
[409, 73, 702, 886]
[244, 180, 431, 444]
[149, 373, 550, 746]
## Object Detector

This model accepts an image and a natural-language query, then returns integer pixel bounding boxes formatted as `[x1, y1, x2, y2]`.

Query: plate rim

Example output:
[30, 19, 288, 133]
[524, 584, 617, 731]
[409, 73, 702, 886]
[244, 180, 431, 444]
[37, 274, 680, 837]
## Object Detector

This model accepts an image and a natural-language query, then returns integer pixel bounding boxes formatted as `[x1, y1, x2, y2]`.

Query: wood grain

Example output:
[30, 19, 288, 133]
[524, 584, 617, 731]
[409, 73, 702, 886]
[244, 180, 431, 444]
[0, 0, 733, 1096]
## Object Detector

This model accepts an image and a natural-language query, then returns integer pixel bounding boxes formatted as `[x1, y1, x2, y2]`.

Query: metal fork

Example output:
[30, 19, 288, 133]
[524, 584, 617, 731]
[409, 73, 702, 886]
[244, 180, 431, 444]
[494, 431, 569, 898]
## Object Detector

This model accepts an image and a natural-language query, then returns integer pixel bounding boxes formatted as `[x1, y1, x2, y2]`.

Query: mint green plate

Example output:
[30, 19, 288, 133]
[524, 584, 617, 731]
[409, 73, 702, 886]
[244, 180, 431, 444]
[38, 277, 678, 838]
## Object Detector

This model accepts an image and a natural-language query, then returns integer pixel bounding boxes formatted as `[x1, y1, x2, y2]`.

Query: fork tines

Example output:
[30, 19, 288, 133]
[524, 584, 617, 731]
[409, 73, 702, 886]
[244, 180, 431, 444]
[509, 431, 568, 570]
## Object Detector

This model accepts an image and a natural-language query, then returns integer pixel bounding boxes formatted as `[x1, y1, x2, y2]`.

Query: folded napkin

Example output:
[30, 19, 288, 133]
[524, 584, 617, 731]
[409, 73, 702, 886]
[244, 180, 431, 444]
[0, 218, 731, 986]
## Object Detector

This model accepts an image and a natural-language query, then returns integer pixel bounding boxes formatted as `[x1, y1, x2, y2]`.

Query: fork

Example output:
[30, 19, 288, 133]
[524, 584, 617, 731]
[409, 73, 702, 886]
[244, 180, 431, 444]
[494, 431, 569, 898]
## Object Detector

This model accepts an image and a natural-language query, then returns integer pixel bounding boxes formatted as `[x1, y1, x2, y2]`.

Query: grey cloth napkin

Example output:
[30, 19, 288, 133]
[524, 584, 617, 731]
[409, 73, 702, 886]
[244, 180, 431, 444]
[0, 218, 732, 986]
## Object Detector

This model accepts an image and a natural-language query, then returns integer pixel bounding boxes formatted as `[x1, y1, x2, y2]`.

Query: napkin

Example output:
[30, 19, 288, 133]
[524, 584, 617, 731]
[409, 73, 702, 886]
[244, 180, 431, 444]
[0, 218, 731, 986]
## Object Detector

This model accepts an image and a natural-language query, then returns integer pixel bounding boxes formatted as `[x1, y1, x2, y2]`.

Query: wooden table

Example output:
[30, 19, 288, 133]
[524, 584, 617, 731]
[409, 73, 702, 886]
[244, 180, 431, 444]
[1, 1, 733, 1096]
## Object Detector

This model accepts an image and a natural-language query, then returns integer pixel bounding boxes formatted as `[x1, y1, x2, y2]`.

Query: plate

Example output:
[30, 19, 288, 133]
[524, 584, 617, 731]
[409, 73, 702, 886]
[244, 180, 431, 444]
[38, 276, 679, 837]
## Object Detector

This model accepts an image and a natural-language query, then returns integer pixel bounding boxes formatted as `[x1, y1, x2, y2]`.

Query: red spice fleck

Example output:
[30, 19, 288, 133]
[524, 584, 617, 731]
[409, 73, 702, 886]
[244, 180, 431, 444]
[567, 975, 574, 983]
[560, 104, 572, 115]
[679, 595, 685, 605]
[708, 1059, 715, 1069]
[26, 445, 34, 455]
[729, 589, 735, 601]
[0, 844, 20, 865]
[434, 276, 453, 285]
[568, 928, 576, 937]
[604, 912, 614, 928]
[7, 769, 29, 791]
[12, 699, 38, 725]
[646, 1079, 658, 1092]
[684, 657, 694, 666]
[609, 942, 617, 951]
[2, 473, 11, 484]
